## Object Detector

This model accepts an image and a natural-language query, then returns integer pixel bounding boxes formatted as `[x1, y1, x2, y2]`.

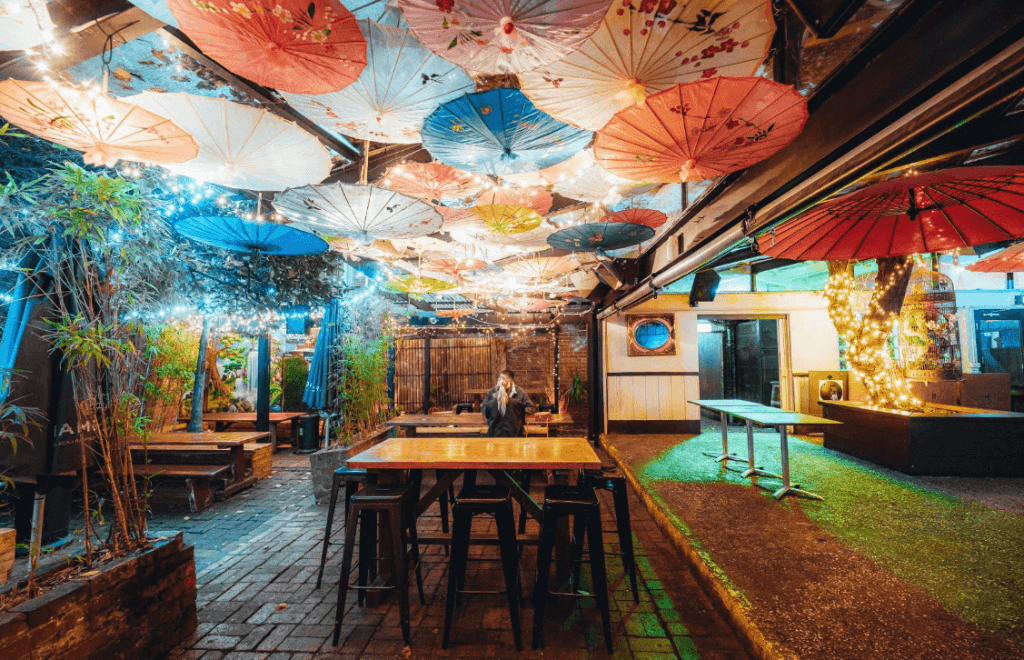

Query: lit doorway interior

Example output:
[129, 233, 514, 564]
[697, 316, 791, 419]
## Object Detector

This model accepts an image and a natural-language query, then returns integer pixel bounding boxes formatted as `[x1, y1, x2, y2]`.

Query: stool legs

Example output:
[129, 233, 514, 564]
[333, 498, 363, 646]
[317, 473, 344, 589]
[442, 507, 474, 649]
[531, 512, 559, 649]
[611, 481, 640, 603]
[585, 511, 614, 654]
[495, 502, 523, 651]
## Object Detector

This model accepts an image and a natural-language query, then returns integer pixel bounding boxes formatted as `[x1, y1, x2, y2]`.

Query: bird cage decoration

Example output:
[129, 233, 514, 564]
[899, 269, 962, 381]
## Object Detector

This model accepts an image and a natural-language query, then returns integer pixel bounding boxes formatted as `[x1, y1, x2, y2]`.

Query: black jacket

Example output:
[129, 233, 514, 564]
[481, 385, 534, 437]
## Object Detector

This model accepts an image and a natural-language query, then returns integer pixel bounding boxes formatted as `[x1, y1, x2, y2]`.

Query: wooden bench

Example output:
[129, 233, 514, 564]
[136, 463, 232, 512]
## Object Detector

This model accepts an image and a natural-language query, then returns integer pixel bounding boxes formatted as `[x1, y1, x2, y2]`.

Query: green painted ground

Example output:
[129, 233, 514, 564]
[636, 430, 1024, 641]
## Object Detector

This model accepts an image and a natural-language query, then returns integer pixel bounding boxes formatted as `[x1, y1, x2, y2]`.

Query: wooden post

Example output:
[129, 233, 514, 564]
[587, 310, 600, 444]
[256, 331, 270, 432]
[187, 315, 210, 433]
[423, 336, 431, 414]
[552, 322, 561, 409]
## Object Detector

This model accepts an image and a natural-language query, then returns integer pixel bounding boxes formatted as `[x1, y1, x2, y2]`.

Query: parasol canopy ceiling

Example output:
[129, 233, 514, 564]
[380, 161, 490, 207]
[0, 0, 58, 51]
[282, 20, 476, 143]
[274, 182, 443, 243]
[0, 79, 198, 168]
[966, 243, 1024, 273]
[519, 0, 776, 131]
[504, 255, 578, 279]
[396, 0, 612, 75]
[421, 88, 593, 176]
[594, 76, 808, 183]
[757, 166, 1024, 261]
[601, 207, 668, 228]
[127, 91, 332, 191]
[168, 0, 368, 95]
[175, 215, 329, 255]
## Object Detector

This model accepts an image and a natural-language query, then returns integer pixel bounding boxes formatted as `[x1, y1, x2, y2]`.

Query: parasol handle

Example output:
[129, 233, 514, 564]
[360, 140, 370, 186]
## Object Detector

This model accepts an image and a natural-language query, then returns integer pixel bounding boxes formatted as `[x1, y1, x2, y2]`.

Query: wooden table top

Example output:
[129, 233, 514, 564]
[196, 412, 307, 422]
[386, 413, 487, 427]
[348, 436, 602, 470]
[135, 432, 269, 448]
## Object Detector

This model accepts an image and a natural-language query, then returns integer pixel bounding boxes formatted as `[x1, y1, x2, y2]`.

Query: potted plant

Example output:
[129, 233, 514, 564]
[560, 370, 588, 414]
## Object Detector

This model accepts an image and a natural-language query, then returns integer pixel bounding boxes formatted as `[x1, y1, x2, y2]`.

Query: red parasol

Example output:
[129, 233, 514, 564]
[380, 162, 490, 207]
[966, 242, 1024, 273]
[594, 76, 807, 183]
[601, 207, 667, 229]
[758, 167, 1024, 261]
[168, 0, 367, 95]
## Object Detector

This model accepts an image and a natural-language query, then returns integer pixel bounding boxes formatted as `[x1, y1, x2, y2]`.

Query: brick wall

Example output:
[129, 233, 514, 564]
[493, 322, 590, 420]
[557, 324, 590, 418]
[0, 532, 197, 660]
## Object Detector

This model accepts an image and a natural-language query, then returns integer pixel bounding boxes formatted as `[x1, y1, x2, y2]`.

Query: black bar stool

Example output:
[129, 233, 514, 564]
[578, 466, 640, 603]
[443, 484, 523, 651]
[532, 484, 613, 653]
[332, 483, 425, 647]
[317, 466, 376, 589]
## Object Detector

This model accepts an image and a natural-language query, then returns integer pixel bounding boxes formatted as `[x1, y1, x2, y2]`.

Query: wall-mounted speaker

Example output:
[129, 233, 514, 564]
[689, 269, 720, 306]
[594, 263, 626, 290]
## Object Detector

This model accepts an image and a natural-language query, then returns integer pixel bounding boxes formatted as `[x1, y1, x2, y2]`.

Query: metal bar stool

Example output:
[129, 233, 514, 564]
[578, 466, 640, 603]
[317, 466, 376, 589]
[332, 483, 425, 647]
[442, 484, 523, 651]
[531, 484, 613, 653]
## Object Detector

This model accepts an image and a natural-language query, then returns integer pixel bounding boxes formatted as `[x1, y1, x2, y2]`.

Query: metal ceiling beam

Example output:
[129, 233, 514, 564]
[598, 0, 1024, 320]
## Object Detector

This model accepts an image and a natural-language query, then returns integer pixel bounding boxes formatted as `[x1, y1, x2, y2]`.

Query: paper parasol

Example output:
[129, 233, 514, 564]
[595, 76, 808, 183]
[282, 21, 475, 143]
[168, 0, 367, 95]
[175, 216, 328, 255]
[396, 0, 611, 75]
[519, 0, 775, 130]
[967, 243, 1024, 273]
[499, 295, 567, 312]
[757, 166, 1024, 261]
[439, 186, 552, 225]
[546, 221, 654, 252]
[0, 0, 57, 51]
[422, 88, 593, 176]
[471, 204, 543, 235]
[504, 256, 578, 279]
[552, 161, 658, 204]
[601, 207, 668, 229]
[380, 162, 490, 207]
[385, 274, 456, 294]
[422, 258, 488, 276]
[0, 79, 198, 168]
[273, 182, 442, 242]
[499, 149, 594, 187]
[127, 91, 331, 190]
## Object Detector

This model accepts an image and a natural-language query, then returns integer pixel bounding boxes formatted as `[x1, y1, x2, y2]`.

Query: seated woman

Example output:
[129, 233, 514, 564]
[481, 370, 535, 437]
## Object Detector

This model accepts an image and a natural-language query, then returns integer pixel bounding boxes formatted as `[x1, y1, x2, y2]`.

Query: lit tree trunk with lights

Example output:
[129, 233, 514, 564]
[824, 256, 921, 410]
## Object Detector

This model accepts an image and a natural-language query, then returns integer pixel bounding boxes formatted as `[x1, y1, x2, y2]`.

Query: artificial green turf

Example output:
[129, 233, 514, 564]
[635, 430, 1024, 640]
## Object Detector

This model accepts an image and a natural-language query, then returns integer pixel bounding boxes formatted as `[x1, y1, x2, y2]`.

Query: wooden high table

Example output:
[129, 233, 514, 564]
[689, 399, 841, 501]
[189, 412, 307, 450]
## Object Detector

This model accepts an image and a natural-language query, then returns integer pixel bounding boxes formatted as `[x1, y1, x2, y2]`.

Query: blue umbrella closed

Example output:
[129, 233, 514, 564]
[175, 216, 328, 255]
[303, 299, 344, 410]
[421, 88, 592, 176]
[546, 222, 654, 256]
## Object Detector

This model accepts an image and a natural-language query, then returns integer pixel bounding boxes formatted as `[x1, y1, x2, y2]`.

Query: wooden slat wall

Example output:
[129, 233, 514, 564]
[395, 337, 495, 412]
[606, 375, 699, 420]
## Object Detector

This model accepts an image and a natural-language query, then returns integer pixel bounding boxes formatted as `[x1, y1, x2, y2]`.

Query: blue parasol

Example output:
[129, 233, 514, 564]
[546, 222, 655, 255]
[421, 88, 592, 176]
[174, 216, 328, 256]
[303, 298, 344, 412]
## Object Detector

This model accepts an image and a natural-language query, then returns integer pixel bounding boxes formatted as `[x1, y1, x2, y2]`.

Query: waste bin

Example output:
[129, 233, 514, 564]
[297, 414, 321, 453]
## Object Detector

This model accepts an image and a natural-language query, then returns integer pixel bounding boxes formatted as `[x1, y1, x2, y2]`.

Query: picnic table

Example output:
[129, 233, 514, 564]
[131, 431, 269, 510]
[185, 412, 307, 450]
[689, 399, 840, 501]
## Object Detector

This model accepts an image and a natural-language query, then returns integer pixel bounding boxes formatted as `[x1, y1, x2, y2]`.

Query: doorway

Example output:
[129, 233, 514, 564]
[697, 318, 784, 416]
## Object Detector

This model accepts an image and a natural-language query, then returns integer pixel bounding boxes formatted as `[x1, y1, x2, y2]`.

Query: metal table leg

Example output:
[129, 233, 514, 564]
[704, 410, 746, 464]
[771, 424, 823, 501]
[741, 419, 782, 479]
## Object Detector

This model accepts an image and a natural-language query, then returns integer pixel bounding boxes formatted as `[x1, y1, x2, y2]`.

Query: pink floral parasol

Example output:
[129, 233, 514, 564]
[396, 0, 611, 74]
[380, 162, 490, 208]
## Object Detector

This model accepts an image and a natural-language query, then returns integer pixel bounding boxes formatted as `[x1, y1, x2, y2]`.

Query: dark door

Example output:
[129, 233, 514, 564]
[975, 309, 1024, 411]
[733, 319, 780, 406]
[698, 330, 725, 415]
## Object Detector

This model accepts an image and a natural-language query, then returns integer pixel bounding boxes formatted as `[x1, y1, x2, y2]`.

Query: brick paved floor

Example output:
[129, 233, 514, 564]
[159, 451, 750, 660]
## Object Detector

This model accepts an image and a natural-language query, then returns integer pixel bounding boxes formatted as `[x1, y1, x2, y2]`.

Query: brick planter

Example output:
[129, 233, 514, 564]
[0, 532, 197, 660]
[309, 427, 390, 506]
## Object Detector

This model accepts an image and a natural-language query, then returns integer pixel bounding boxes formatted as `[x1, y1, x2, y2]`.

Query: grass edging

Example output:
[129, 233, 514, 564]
[600, 434, 795, 660]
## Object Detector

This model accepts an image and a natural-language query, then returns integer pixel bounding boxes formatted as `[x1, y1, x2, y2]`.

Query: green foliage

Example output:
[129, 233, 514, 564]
[281, 356, 309, 412]
[564, 370, 588, 406]
[338, 336, 392, 443]
[144, 325, 198, 402]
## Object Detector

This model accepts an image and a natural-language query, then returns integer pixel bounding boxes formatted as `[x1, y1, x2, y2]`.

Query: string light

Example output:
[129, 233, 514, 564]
[823, 258, 921, 412]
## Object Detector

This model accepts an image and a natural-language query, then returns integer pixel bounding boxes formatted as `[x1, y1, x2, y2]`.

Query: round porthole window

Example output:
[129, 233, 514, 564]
[633, 318, 671, 351]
